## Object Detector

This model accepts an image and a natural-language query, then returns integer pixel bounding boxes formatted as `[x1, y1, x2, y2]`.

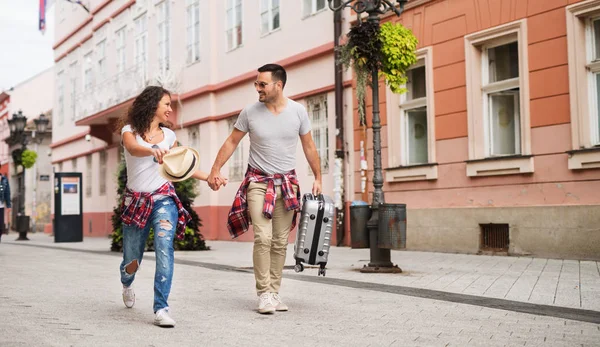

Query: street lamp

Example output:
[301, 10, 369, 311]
[34, 113, 50, 134]
[6, 110, 49, 241]
[7, 110, 27, 139]
[328, 0, 407, 272]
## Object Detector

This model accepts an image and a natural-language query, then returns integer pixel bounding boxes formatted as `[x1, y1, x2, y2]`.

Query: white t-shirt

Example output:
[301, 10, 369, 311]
[121, 125, 177, 193]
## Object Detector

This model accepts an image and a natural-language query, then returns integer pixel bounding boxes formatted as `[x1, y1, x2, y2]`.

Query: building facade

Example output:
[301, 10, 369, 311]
[355, 0, 600, 259]
[51, 0, 355, 241]
[0, 67, 54, 233]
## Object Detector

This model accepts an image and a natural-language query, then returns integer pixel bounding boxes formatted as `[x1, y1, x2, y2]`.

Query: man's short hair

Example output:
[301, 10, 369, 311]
[257, 64, 287, 88]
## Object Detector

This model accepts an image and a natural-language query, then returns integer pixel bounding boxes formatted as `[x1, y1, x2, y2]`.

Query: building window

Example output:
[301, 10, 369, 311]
[261, 0, 280, 35]
[186, 0, 200, 64]
[306, 95, 329, 173]
[228, 117, 244, 181]
[483, 41, 520, 157]
[83, 52, 93, 92]
[156, 1, 170, 72]
[57, 71, 64, 125]
[464, 20, 533, 177]
[96, 40, 106, 81]
[226, 0, 242, 51]
[86, 155, 92, 197]
[69, 61, 78, 120]
[566, 1, 600, 170]
[116, 27, 126, 73]
[99, 151, 107, 196]
[303, 0, 326, 17]
[188, 126, 199, 150]
[385, 47, 437, 182]
[134, 14, 148, 82]
[403, 61, 428, 165]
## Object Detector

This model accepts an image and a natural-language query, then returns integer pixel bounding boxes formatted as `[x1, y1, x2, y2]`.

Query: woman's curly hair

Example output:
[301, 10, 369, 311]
[116, 86, 171, 139]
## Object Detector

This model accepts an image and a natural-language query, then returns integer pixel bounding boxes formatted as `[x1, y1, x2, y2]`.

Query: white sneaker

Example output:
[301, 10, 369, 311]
[154, 308, 176, 327]
[257, 292, 275, 314]
[122, 286, 135, 308]
[271, 293, 288, 312]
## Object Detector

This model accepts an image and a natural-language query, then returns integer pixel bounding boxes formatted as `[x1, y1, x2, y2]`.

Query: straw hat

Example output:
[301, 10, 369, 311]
[158, 146, 200, 182]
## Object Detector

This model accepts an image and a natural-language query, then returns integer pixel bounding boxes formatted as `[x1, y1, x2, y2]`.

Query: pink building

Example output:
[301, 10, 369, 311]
[353, 0, 600, 259]
[51, 0, 354, 242]
[52, 0, 600, 260]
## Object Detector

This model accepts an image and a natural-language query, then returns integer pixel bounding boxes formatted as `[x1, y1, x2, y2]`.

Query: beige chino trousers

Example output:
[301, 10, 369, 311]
[247, 181, 297, 295]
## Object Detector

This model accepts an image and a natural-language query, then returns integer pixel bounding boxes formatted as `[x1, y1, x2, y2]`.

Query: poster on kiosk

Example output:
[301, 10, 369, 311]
[54, 172, 83, 242]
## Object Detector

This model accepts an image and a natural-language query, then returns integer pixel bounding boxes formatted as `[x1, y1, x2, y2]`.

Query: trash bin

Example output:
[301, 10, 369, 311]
[16, 215, 30, 233]
[350, 203, 371, 249]
[377, 203, 406, 249]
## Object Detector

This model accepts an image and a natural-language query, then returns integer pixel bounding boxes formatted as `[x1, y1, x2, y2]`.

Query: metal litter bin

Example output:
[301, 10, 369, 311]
[377, 203, 406, 249]
[350, 204, 371, 249]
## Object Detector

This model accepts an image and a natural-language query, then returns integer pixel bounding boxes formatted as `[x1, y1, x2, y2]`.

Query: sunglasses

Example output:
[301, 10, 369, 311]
[253, 81, 277, 89]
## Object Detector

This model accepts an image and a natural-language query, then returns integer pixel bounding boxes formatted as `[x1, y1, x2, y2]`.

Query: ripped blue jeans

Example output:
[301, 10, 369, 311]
[120, 197, 177, 313]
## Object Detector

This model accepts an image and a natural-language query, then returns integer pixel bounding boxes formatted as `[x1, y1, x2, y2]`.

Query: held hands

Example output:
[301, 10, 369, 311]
[207, 170, 228, 191]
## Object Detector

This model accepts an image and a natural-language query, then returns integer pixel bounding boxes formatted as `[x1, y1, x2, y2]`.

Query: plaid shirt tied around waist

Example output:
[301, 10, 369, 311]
[227, 166, 301, 239]
[120, 182, 191, 240]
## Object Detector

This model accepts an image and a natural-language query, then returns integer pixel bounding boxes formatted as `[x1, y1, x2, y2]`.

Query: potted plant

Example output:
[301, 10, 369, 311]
[21, 149, 38, 169]
[337, 21, 418, 124]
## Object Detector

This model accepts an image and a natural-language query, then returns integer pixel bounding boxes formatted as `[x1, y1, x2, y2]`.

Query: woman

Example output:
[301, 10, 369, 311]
[118, 86, 218, 327]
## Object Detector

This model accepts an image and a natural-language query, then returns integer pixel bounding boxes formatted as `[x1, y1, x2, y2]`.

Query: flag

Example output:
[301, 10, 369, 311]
[39, 0, 47, 34]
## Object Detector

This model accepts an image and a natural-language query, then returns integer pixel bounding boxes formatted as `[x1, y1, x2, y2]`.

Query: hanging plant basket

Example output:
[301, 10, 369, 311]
[337, 21, 418, 124]
[21, 149, 38, 169]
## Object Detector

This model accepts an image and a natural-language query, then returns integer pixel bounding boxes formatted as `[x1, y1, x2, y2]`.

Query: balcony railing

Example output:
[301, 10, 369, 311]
[74, 63, 182, 122]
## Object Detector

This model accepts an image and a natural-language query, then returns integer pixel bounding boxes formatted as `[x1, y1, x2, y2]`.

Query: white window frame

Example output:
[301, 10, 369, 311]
[96, 40, 106, 82]
[85, 155, 92, 198]
[481, 38, 521, 157]
[156, 0, 170, 72]
[386, 47, 437, 182]
[464, 19, 533, 177]
[115, 27, 126, 73]
[187, 125, 200, 150]
[226, 0, 243, 51]
[306, 94, 329, 174]
[303, 0, 326, 17]
[228, 117, 244, 181]
[69, 61, 78, 121]
[566, 0, 600, 170]
[99, 151, 107, 196]
[134, 14, 148, 82]
[186, 0, 201, 64]
[57, 71, 65, 125]
[83, 51, 93, 92]
[260, 0, 280, 35]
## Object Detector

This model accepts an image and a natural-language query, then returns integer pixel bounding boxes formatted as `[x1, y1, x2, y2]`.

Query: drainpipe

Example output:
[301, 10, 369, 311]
[333, 0, 346, 246]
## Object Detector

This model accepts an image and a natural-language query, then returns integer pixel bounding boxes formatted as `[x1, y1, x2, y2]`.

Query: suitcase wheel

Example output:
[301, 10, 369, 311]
[294, 264, 304, 273]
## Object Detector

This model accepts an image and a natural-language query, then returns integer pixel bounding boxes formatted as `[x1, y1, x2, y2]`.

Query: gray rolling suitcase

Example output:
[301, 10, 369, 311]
[293, 193, 334, 276]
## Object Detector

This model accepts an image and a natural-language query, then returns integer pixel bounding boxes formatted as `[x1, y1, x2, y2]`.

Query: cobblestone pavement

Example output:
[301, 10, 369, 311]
[1, 234, 599, 347]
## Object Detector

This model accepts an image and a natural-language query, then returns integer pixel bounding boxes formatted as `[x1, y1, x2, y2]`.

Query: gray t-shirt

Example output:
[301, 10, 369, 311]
[235, 98, 311, 175]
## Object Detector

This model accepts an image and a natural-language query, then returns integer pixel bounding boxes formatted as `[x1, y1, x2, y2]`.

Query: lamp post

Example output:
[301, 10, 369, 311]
[6, 110, 49, 240]
[327, 0, 407, 272]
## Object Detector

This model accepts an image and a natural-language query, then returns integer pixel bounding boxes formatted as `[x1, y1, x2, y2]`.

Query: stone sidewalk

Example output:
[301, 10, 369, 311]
[5, 232, 600, 312]
[1, 236, 599, 347]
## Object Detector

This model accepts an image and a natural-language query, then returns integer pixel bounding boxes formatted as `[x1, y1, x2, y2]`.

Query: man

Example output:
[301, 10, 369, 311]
[208, 63, 322, 314]
[0, 173, 11, 243]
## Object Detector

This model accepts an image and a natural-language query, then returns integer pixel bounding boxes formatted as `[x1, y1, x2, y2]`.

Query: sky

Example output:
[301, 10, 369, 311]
[0, 0, 55, 91]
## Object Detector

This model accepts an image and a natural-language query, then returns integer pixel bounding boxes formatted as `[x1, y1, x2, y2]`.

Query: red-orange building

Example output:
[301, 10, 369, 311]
[354, 0, 600, 259]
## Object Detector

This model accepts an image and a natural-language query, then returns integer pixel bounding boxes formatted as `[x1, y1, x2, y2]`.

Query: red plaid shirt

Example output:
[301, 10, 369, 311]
[227, 166, 301, 239]
[120, 182, 191, 240]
